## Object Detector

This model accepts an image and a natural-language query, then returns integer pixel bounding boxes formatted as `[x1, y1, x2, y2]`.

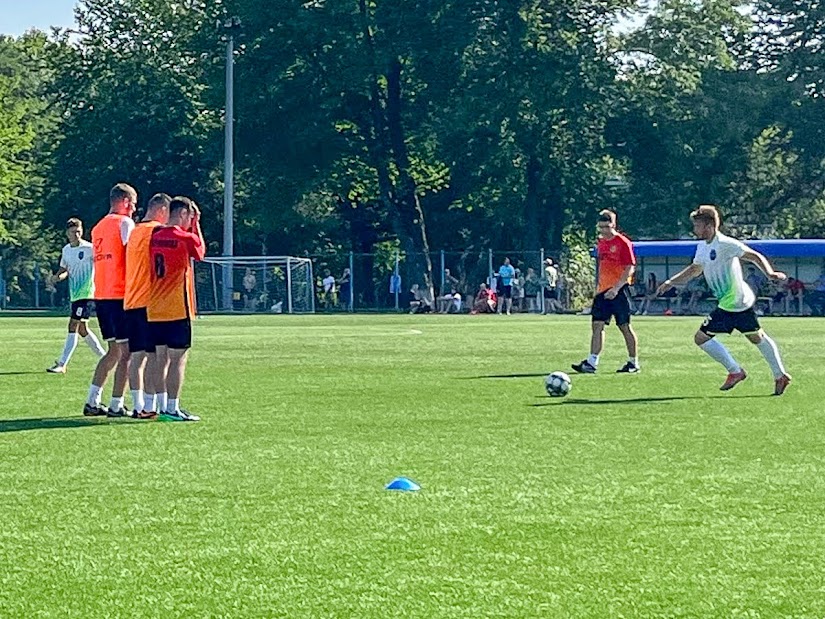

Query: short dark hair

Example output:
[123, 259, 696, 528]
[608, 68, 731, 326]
[66, 217, 82, 229]
[169, 196, 194, 216]
[110, 183, 137, 205]
[598, 209, 617, 226]
[147, 193, 171, 212]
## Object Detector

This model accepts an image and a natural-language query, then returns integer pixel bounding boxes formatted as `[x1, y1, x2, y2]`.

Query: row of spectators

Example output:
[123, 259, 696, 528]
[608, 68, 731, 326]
[632, 267, 825, 316]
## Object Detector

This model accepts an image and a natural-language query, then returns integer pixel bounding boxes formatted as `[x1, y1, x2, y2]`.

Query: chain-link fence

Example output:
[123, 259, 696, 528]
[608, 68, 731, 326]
[0, 248, 592, 313]
[307, 248, 586, 313]
[0, 263, 67, 310]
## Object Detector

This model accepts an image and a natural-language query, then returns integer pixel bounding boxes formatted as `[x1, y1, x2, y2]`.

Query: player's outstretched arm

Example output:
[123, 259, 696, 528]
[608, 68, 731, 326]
[657, 264, 703, 296]
[741, 249, 786, 281]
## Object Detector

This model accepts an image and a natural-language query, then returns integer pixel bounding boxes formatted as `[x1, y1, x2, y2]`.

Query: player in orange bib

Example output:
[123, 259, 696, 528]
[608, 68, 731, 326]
[147, 196, 206, 421]
[84, 183, 137, 417]
[124, 193, 171, 419]
[572, 209, 640, 374]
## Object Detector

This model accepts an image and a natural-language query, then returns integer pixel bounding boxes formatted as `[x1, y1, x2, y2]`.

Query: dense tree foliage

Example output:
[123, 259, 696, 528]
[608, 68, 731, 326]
[0, 0, 822, 297]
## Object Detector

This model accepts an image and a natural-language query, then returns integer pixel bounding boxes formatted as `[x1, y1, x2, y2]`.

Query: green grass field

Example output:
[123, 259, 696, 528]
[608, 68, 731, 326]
[1, 314, 824, 618]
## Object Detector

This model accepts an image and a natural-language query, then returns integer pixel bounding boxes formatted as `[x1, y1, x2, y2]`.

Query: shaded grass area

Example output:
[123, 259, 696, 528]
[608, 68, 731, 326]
[0, 314, 823, 617]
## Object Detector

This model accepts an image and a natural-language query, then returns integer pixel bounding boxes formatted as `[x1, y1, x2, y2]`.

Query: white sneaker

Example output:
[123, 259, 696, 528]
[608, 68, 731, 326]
[46, 362, 66, 374]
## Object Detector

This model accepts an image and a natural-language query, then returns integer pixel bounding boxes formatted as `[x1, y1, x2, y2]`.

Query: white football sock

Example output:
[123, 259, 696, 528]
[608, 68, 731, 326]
[130, 389, 145, 413]
[587, 354, 600, 367]
[109, 396, 124, 412]
[84, 332, 106, 357]
[144, 393, 156, 413]
[58, 333, 79, 366]
[166, 398, 180, 413]
[87, 384, 102, 406]
[158, 392, 168, 412]
[756, 334, 787, 379]
[629, 356, 639, 366]
[700, 339, 741, 373]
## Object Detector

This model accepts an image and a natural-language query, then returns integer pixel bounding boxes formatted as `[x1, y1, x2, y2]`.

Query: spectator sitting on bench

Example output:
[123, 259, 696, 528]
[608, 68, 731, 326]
[471, 282, 496, 314]
[808, 270, 825, 316]
[437, 268, 460, 313]
[635, 272, 658, 315]
[681, 277, 709, 315]
[408, 283, 432, 314]
[745, 265, 767, 296]
[781, 277, 806, 314]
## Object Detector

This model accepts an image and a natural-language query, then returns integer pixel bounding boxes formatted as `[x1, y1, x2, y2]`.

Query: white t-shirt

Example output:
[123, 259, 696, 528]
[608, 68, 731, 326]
[120, 217, 135, 244]
[323, 276, 335, 293]
[692, 232, 755, 312]
[545, 265, 558, 288]
[60, 240, 95, 302]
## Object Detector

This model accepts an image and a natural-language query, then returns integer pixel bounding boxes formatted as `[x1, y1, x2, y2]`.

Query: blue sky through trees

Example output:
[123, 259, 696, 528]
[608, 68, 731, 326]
[0, 0, 76, 36]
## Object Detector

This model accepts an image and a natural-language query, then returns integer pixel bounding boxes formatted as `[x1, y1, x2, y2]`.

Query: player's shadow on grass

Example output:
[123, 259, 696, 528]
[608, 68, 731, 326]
[465, 373, 548, 379]
[0, 371, 42, 376]
[0, 417, 128, 433]
[531, 394, 773, 406]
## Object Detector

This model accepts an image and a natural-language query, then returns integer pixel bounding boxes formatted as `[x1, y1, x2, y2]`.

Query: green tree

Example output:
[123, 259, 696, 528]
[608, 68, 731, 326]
[0, 32, 62, 305]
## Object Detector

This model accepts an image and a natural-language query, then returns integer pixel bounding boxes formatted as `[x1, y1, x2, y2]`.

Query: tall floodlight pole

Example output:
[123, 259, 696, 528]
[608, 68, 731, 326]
[221, 16, 241, 310]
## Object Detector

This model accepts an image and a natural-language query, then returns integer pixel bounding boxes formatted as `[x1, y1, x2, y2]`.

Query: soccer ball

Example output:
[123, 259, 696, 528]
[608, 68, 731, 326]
[545, 371, 572, 397]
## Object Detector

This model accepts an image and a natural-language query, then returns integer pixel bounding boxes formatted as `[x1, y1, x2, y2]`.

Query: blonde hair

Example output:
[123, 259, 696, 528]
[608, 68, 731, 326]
[690, 204, 720, 228]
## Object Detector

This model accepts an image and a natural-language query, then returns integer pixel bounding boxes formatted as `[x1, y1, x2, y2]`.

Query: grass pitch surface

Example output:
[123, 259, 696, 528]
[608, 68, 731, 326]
[0, 314, 823, 618]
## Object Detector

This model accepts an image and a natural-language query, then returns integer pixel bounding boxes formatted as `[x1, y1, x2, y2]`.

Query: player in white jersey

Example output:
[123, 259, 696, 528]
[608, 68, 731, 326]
[46, 218, 106, 373]
[657, 205, 791, 395]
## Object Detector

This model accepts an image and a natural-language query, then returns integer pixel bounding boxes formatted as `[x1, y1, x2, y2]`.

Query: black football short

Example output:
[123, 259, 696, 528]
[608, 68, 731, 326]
[96, 299, 128, 342]
[500, 285, 512, 299]
[591, 285, 632, 326]
[125, 307, 155, 353]
[700, 307, 761, 336]
[70, 300, 92, 322]
[150, 319, 192, 350]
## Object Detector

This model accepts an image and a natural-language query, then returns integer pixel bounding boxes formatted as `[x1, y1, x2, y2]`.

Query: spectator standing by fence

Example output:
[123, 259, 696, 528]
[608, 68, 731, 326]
[524, 267, 541, 312]
[498, 257, 515, 315]
[321, 270, 336, 308]
[543, 258, 562, 314]
[338, 268, 351, 310]
[243, 268, 257, 310]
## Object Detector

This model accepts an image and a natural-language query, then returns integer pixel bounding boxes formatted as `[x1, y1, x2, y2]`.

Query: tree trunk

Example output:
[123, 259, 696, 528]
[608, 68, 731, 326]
[524, 153, 565, 253]
[545, 177, 565, 252]
[386, 56, 434, 299]
[524, 153, 542, 251]
[359, 0, 394, 218]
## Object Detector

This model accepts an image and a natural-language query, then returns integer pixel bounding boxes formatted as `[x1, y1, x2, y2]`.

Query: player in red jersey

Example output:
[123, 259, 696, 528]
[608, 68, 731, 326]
[147, 197, 206, 421]
[124, 193, 171, 419]
[572, 209, 640, 374]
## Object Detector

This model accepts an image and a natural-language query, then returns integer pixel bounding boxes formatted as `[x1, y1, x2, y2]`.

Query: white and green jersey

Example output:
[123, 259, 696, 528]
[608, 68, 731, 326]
[60, 240, 95, 302]
[692, 232, 755, 312]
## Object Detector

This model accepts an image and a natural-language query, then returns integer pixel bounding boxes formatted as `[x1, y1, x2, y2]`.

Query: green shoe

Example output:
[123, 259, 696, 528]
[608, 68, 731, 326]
[158, 410, 200, 422]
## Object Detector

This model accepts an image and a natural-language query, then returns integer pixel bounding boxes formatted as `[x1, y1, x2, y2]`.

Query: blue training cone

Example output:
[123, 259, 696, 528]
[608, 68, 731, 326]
[385, 477, 421, 492]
